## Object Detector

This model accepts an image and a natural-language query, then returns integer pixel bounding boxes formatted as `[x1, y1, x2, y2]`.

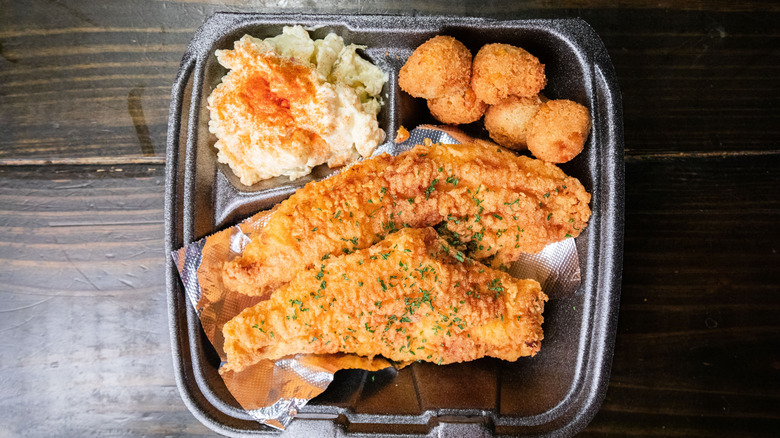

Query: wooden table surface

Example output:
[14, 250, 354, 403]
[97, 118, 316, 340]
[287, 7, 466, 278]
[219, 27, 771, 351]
[1, 1, 778, 436]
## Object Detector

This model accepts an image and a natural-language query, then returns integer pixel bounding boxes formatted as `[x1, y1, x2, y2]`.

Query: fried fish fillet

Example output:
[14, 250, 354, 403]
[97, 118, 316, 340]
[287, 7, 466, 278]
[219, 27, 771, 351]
[224, 141, 590, 297]
[221, 228, 547, 373]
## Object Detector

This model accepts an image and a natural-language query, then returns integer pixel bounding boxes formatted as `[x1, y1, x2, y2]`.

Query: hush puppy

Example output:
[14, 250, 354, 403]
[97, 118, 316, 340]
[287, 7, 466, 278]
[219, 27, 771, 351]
[471, 43, 546, 105]
[483, 95, 543, 149]
[427, 87, 488, 125]
[526, 99, 591, 163]
[399, 36, 471, 99]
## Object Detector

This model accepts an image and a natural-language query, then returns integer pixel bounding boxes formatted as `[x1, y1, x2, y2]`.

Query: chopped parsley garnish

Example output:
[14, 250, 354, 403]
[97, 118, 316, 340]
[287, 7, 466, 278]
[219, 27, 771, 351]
[488, 278, 505, 298]
[425, 179, 439, 199]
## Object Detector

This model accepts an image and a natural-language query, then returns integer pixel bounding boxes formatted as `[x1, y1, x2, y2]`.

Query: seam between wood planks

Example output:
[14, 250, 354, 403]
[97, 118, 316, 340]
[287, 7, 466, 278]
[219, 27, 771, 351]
[625, 149, 780, 161]
[0, 157, 165, 166]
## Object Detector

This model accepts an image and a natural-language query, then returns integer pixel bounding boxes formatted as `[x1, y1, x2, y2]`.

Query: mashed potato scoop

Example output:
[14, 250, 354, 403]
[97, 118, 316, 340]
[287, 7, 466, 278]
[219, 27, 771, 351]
[208, 26, 388, 185]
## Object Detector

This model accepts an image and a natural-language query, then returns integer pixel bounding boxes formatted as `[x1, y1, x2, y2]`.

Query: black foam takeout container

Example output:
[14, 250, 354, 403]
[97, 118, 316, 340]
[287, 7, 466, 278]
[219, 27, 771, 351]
[165, 13, 624, 437]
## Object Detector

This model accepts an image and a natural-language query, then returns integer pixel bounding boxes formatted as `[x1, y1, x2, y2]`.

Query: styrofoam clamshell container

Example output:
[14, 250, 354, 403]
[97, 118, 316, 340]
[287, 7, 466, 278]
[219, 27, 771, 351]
[165, 12, 624, 437]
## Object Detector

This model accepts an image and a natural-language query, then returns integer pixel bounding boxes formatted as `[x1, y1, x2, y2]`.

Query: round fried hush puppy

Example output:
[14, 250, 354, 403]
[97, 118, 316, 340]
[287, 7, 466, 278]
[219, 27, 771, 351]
[427, 87, 488, 125]
[471, 43, 546, 105]
[526, 99, 592, 163]
[483, 95, 543, 150]
[399, 36, 472, 99]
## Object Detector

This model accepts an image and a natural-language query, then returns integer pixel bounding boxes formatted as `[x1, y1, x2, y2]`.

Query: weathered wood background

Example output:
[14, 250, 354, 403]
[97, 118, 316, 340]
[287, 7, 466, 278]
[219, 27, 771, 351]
[1, 1, 778, 436]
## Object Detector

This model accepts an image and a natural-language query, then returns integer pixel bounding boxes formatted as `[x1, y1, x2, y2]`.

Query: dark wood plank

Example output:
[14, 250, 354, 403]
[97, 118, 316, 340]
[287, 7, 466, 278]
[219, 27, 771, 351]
[581, 9, 780, 157]
[0, 164, 210, 437]
[584, 155, 780, 436]
[0, 24, 190, 161]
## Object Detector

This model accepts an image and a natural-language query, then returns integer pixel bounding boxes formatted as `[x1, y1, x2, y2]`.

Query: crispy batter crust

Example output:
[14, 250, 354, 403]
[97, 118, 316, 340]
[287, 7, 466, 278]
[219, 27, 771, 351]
[471, 43, 546, 105]
[484, 95, 543, 150]
[222, 142, 590, 297]
[399, 36, 472, 99]
[222, 228, 547, 372]
[427, 87, 488, 125]
[527, 99, 592, 163]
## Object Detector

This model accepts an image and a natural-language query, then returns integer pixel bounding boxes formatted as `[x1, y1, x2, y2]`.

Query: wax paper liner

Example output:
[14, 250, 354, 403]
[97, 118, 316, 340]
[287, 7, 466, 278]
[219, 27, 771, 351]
[170, 125, 583, 430]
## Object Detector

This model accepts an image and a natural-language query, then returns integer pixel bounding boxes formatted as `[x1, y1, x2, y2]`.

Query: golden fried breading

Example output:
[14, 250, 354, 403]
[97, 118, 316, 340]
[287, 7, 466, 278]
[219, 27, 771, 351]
[221, 228, 547, 373]
[471, 43, 546, 105]
[427, 87, 488, 125]
[399, 36, 472, 99]
[527, 99, 592, 163]
[484, 95, 543, 150]
[394, 125, 410, 143]
[222, 142, 590, 297]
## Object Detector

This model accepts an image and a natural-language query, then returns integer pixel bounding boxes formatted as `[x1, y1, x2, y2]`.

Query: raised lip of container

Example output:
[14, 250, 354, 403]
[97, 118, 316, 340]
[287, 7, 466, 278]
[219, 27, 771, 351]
[165, 12, 624, 437]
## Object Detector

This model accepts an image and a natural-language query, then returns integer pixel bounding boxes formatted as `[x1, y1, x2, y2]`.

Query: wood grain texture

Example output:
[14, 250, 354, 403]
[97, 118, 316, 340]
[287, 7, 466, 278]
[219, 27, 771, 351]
[583, 156, 780, 437]
[0, 165, 210, 436]
[1, 1, 779, 436]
